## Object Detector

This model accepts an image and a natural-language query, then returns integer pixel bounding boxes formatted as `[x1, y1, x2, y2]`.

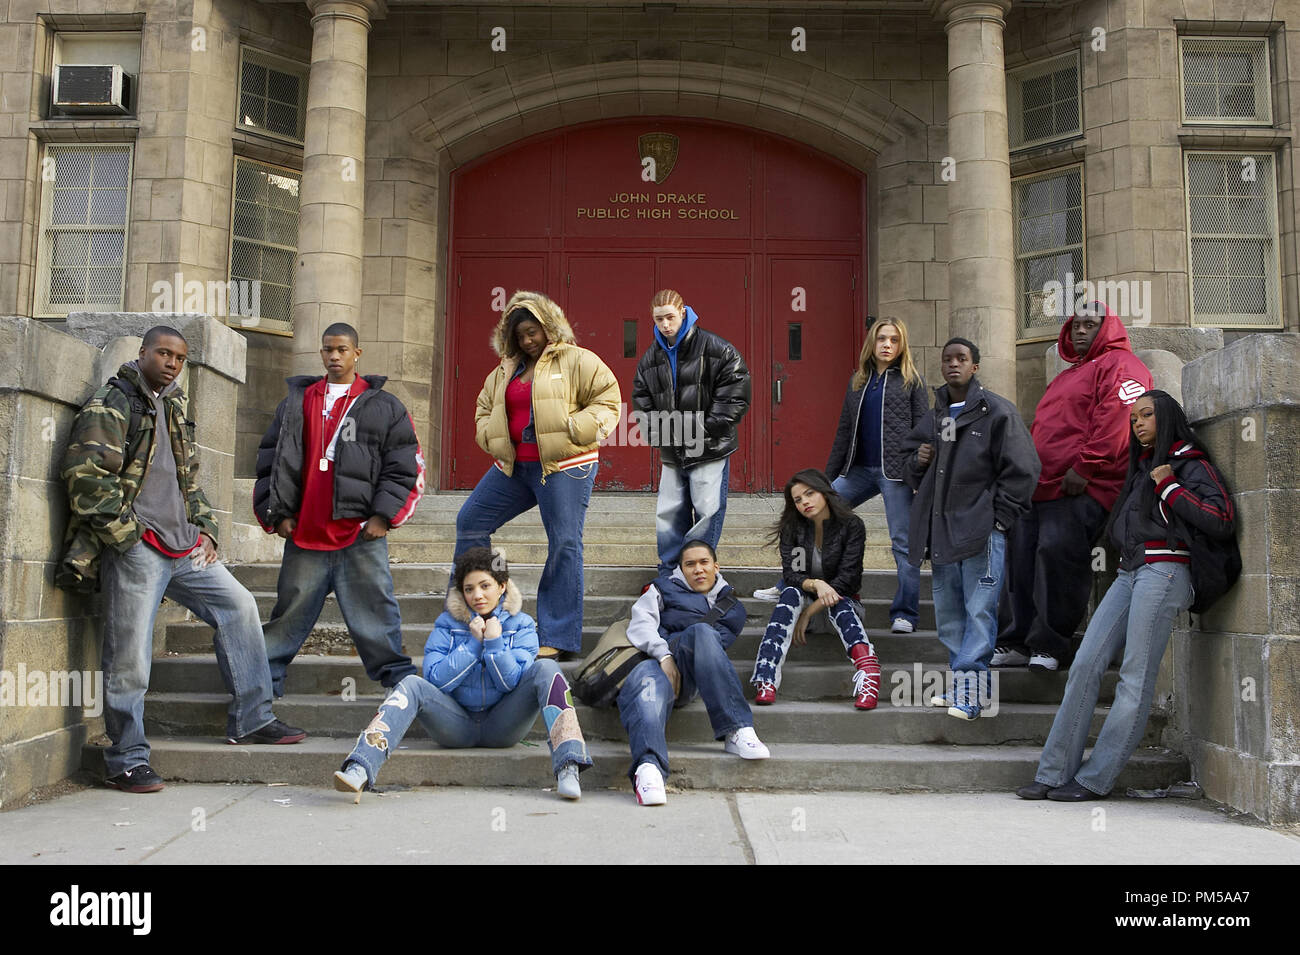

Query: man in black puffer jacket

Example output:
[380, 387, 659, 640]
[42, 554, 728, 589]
[254, 322, 424, 696]
[632, 291, 751, 573]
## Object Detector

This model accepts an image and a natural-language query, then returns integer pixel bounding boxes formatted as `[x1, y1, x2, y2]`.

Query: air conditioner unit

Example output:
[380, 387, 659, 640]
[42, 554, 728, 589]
[52, 64, 133, 115]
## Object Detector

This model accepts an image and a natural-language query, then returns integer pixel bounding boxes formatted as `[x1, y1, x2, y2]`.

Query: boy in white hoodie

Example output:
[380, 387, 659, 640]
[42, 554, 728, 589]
[617, 540, 769, 805]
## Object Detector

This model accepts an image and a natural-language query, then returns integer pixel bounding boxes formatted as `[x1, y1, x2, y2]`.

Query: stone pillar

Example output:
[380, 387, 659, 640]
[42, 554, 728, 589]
[933, 0, 1016, 399]
[292, 0, 386, 374]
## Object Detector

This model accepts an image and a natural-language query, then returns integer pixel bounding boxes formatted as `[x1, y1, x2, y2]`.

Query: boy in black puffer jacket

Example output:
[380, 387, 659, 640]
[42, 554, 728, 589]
[254, 322, 424, 696]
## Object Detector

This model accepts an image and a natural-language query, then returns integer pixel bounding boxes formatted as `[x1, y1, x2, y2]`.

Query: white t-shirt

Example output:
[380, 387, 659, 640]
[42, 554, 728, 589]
[324, 382, 351, 415]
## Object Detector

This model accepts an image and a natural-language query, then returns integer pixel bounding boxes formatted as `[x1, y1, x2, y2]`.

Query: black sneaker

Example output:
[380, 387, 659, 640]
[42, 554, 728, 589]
[106, 764, 165, 793]
[227, 718, 307, 745]
[1016, 781, 1053, 800]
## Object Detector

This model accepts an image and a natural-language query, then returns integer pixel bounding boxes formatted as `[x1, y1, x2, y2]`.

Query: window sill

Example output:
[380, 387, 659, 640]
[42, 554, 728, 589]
[30, 118, 140, 142]
[1177, 127, 1290, 148]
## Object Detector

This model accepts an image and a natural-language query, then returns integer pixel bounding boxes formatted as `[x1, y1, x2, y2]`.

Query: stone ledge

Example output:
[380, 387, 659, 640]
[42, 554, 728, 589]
[1183, 333, 1300, 423]
[67, 313, 248, 383]
[0, 317, 99, 406]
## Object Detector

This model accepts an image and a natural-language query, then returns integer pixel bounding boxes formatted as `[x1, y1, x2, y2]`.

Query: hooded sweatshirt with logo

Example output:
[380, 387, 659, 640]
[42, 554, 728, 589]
[1031, 303, 1152, 511]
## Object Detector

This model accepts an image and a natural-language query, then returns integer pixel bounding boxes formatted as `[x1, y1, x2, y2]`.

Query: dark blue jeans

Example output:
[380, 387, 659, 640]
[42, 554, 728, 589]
[455, 460, 597, 653]
[263, 536, 416, 697]
[832, 464, 920, 627]
[616, 622, 752, 781]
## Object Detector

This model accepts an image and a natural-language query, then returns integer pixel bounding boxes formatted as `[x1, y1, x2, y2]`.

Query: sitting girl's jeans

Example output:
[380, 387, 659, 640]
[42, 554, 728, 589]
[1034, 563, 1192, 796]
[343, 661, 591, 785]
[750, 585, 876, 688]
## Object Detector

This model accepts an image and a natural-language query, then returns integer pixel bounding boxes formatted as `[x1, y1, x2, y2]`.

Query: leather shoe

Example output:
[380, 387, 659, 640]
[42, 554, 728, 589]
[1015, 781, 1053, 800]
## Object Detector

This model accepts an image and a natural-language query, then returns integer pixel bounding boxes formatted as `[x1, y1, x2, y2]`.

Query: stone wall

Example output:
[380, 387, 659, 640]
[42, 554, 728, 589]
[1157, 333, 1300, 826]
[0, 314, 245, 808]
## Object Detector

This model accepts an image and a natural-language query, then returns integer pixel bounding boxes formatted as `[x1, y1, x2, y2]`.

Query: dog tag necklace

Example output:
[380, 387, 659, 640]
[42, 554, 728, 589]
[321, 385, 353, 471]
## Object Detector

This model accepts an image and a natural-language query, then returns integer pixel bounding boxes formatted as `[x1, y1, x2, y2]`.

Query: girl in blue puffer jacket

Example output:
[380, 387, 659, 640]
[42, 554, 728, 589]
[332, 547, 591, 801]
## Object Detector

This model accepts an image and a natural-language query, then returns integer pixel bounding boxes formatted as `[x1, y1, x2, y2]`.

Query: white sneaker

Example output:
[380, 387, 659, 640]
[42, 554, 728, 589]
[1028, 651, 1060, 672]
[634, 762, 667, 806]
[724, 726, 771, 760]
[753, 586, 782, 602]
[332, 761, 368, 803]
[556, 763, 581, 801]
[991, 646, 1030, 667]
[890, 617, 915, 633]
[927, 693, 953, 708]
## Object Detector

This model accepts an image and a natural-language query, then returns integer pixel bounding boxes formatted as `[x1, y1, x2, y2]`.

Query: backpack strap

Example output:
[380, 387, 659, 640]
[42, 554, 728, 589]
[699, 589, 739, 629]
[107, 377, 150, 469]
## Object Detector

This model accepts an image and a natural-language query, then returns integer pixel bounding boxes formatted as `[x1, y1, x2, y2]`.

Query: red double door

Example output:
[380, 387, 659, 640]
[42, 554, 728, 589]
[444, 119, 865, 492]
[450, 253, 858, 491]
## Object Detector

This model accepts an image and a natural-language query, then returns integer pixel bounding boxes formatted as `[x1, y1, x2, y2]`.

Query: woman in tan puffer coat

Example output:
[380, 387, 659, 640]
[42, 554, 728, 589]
[455, 290, 621, 658]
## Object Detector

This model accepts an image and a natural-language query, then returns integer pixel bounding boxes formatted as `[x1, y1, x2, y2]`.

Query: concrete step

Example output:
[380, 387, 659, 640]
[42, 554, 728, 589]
[148, 655, 1118, 706]
[141, 692, 1158, 748]
[223, 564, 930, 599]
[230, 592, 940, 632]
[163, 622, 955, 662]
[80, 737, 1189, 793]
[379, 541, 902, 568]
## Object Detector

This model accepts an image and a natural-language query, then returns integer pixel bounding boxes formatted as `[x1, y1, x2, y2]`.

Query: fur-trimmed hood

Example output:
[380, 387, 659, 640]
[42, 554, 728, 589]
[444, 578, 524, 623]
[491, 290, 577, 362]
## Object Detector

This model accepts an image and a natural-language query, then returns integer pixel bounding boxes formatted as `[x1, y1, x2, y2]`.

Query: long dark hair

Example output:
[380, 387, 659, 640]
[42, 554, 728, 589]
[1119, 390, 1220, 532]
[769, 468, 858, 547]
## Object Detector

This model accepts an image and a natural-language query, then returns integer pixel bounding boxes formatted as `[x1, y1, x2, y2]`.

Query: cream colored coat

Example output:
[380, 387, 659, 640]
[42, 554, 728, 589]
[475, 291, 621, 478]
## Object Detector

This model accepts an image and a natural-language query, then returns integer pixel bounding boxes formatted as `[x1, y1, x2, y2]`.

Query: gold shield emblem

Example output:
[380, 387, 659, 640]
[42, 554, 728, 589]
[637, 132, 679, 184]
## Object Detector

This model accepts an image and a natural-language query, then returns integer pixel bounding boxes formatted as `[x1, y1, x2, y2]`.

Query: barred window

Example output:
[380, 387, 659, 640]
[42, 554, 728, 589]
[1180, 37, 1271, 125]
[1013, 165, 1084, 339]
[1185, 151, 1281, 328]
[237, 48, 307, 141]
[37, 144, 131, 315]
[229, 157, 300, 334]
[1008, 52, 1081, 151]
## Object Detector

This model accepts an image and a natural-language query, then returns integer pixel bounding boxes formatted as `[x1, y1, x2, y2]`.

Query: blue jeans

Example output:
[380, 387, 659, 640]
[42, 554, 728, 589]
[930, 529, 1005, 711]
[750, 585, 875, 687]
[344, 662, 592, 783]
[617, 622, 751, 780]
[263, 536, 416, 697]
[100, 540, 276, 775]
[455, 460, 597, 653]
[656, 457, 729, 573]
[832, 465, 920, 627]
[1035, 563, 1192, 795]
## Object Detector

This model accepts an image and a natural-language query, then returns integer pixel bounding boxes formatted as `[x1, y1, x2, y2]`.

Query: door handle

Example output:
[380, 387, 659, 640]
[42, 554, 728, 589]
[774, 378, 784, 404]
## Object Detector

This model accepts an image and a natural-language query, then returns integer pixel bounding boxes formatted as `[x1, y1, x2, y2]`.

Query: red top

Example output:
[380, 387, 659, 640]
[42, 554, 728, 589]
[1031, 302, 1153, 510]
[293, 377, 370, 550]
[142, 528, 199, 558]
[505, 375, 540, 462]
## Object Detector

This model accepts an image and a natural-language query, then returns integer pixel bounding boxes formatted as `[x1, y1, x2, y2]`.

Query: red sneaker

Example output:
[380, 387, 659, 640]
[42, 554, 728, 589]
[754, 681, 776, 705]
[849, 644, 880, 710]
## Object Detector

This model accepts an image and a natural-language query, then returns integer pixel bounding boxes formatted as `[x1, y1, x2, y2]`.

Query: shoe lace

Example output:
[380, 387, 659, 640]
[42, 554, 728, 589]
[852, 669, 879, 697]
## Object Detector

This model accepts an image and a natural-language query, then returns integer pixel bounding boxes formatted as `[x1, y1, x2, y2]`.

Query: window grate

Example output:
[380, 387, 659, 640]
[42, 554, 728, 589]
[1186, 151, 1280, 327]
[238, 49, 307, 141]
[1180, 37, 1271, 125]
[228, 157, 301, 334]
[1013, 165, 1084, 339]
[40, 145, 130, 313]
[1008, 52, 1082, 150]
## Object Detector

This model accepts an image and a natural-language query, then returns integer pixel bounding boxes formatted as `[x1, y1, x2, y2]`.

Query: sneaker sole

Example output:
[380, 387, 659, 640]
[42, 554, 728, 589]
[635, 791, 667, 806]
[106, 780, 164, 794]
[724, 742, 771, 759]
[1027, 662, 1059, 672]
[947, 706, 980, 721]
[854, 699, 878, 710]
[227, 731, 308, 745]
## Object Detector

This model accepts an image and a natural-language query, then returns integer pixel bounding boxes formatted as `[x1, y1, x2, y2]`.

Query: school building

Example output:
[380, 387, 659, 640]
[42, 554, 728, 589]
[0, 0, 1298, 826]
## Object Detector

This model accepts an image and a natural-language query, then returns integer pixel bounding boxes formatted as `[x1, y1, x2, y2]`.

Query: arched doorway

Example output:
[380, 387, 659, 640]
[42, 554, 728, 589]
[444, 118, 866, 492]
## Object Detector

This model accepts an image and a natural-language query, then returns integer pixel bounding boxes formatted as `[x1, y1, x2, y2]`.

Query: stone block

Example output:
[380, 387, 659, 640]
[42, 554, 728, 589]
[1183, 333, 1300, 424]
[1186, 739, 1269, 822]
[1133, 348, 1182, 401]
[0, 723, 93, 809]
[0, 316, 99, 406]
[1199, 572, 1266, 635]
[1233, 634, 1268, 759]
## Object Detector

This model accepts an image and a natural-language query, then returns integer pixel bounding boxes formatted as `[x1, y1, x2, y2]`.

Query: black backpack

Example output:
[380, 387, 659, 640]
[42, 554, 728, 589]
[1176, 516, 1242, 616]
[107, 376, 151, 454]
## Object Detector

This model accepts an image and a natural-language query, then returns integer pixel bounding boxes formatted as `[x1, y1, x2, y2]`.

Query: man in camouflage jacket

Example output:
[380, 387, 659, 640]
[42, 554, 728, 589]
[58, 326, 304, 794]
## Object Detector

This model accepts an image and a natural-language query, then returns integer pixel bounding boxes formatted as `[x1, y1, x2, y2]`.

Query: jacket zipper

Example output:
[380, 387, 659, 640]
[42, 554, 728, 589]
[844, 378, 868, 474]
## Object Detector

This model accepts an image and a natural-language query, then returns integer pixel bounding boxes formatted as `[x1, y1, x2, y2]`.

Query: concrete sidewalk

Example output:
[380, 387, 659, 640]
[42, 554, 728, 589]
[2, 782, 1298, 864]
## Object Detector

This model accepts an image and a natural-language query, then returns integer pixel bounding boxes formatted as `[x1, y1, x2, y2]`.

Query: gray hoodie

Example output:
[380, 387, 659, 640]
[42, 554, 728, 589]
[129, 363, 203, 553]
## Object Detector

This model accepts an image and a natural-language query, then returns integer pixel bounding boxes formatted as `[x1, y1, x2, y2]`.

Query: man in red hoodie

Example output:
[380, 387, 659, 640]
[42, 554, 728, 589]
[992, 301, 1152, 671]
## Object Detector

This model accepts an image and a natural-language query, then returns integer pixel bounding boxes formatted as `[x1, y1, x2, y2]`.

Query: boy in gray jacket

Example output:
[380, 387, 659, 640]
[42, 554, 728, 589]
[902, 338, 1040, 719]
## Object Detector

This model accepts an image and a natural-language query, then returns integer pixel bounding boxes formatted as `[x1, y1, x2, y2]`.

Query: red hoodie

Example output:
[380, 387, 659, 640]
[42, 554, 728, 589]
[1031, 303, 1152, 510]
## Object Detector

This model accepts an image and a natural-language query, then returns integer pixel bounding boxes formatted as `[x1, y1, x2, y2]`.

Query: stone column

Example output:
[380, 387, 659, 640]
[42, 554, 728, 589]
[292, 0, 386, 373]
[933, 0, 1016, 399]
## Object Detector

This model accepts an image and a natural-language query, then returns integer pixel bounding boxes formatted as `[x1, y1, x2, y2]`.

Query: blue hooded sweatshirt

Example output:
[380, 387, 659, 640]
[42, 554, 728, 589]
[652, 305, 700, 390]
